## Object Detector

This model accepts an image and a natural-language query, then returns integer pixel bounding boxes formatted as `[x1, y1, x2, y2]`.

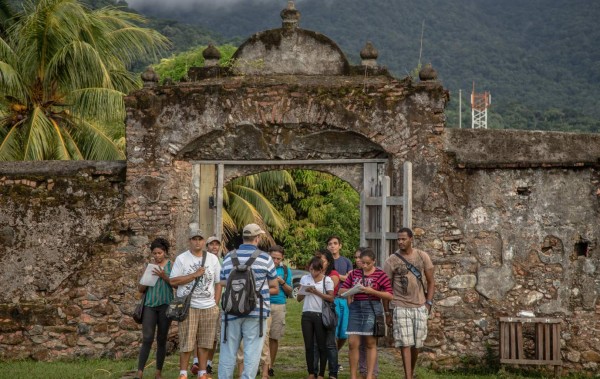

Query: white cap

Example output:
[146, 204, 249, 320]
[242, 223, 266, 237]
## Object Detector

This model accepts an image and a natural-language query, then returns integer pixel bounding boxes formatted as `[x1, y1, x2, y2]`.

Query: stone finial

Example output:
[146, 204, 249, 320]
[360, 41, 378, 67]
[281, 1, 300, 30]
[203, 44, 221, 67]
[141, 66, 159, 87]
[419, 63, 438, 81]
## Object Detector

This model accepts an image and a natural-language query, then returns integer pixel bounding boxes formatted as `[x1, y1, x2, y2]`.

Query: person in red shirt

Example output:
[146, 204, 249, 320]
[340, 248, 393, 379]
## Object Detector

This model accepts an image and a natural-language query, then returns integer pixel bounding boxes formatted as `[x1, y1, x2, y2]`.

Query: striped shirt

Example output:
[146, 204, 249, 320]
[144, 261, 174, 307]
[220, 244, 277, 320]
[341, 268, 392, 302]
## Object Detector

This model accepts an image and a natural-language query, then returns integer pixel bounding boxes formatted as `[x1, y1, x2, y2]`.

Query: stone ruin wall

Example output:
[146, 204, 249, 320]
[1, 3, 600, 371]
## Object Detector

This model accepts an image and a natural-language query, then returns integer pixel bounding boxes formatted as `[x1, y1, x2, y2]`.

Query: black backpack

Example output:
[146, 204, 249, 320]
[221, 249, 266, 342]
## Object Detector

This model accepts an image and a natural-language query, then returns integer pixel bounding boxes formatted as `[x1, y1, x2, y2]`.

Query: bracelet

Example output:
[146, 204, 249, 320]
[425, 300, 433, 306]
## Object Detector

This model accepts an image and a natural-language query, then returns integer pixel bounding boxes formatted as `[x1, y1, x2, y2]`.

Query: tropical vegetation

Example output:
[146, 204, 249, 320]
[0, 0, 168, 160]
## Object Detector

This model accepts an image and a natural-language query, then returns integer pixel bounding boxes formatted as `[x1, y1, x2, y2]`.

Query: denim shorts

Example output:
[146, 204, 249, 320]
[346, 300, 383, 336]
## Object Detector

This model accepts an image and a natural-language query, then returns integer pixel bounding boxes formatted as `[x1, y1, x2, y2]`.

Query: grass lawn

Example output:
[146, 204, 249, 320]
[0, 299, 590, 378]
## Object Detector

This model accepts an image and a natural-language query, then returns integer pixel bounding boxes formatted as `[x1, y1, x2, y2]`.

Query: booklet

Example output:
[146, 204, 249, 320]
[341, 284, 364, 298]
[139, 263, 160, 286]
[298, 284, 316, 295]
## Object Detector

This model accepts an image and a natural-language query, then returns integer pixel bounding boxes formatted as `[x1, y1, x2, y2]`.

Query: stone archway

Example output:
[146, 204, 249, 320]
[123, 2, 447, 256]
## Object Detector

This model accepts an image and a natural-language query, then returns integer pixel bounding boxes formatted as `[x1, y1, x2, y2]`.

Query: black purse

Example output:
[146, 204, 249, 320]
[321, 277, 338, 330]
[132, 292, 145, 324]
[361, 270, 386, 337]
[166, 251, 207, 322]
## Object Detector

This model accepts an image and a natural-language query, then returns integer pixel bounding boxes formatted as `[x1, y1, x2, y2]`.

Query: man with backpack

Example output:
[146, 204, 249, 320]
[218, 224, 279, 379]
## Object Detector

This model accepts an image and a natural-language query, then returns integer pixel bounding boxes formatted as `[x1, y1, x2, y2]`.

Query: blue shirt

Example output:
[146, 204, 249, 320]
[334, 256, 353, 276]
[220, 244, 277, 319]
[270, 264, 293, 305]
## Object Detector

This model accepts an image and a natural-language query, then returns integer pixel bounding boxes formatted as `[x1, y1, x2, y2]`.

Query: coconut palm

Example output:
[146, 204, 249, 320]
[222, 170, 297, 245]
[0, 0, 168, 160]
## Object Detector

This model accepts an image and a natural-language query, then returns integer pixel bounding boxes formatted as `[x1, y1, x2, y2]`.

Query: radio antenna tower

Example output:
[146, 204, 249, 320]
[471, 82, 491, 129]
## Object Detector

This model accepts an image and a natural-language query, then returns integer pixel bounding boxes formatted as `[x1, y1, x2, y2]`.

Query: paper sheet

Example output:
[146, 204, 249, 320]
[298, 284, 316, 295]
[340, 284, 364, 298]
[139, 263, 160, 286]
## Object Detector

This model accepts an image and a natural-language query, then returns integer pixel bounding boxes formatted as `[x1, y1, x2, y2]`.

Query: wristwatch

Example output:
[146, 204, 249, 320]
[425, 300, 433, 306]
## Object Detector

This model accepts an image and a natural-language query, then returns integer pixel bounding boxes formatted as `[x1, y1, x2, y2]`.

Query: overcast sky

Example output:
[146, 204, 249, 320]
[127, 0, 306, 10]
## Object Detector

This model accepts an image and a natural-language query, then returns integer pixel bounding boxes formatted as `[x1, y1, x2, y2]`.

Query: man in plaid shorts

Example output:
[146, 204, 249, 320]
[170, 228, 222, 379]
[383, 227, 435, 379]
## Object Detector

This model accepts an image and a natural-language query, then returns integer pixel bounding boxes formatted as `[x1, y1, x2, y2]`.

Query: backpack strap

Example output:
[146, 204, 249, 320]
[282, 264, 289, 283]
[394, 251, 427, 298]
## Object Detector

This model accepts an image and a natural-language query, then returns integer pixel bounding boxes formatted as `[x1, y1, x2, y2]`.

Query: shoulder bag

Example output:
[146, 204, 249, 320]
[166, 251, 207, 322]
[361, 269, 386, 337]
[132, 291, 145, 324]
[321, 276, 338, 330]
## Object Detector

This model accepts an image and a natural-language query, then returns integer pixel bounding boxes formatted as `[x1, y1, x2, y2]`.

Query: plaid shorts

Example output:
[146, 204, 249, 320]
[178, 305, 220, 352]
[392, 306, 428, 348]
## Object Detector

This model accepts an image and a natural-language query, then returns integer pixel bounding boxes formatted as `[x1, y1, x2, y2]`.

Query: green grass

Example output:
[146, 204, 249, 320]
[0, 300, 592, 378]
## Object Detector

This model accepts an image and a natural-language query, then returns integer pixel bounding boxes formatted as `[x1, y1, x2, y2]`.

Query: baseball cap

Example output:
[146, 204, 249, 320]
[242, 223, 266, 237]
[189, 228, 204, 239]
[207, 236, 221, 244]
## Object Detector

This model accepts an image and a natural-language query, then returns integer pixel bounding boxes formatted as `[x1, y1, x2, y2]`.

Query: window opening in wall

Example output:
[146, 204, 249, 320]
[516, 186, 531, 196]
[575, 239, 590, 257]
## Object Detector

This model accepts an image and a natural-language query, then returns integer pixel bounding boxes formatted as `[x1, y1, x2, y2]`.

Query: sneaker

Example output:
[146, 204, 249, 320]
[206, 364, 213, 374]
[268, 368, 274, 377]
[191, 363, 200, 375]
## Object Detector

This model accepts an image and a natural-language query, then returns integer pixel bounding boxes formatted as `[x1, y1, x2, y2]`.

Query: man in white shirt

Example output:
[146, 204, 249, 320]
[170, 229, 222, 379]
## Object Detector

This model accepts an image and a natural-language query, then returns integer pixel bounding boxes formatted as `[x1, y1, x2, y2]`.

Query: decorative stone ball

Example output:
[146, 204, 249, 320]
[419, 63, 438, 81]
[141, 66, 159, 83]
[360, 41, 378, 60]
[202, 44, 221, 60]
[281, 1, 300, 25]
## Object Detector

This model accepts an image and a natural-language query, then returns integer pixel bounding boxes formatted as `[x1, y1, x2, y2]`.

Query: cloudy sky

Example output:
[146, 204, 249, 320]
[127, 0, 306, 10]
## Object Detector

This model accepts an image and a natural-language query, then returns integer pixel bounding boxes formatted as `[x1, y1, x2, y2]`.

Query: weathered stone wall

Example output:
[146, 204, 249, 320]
[0, 6, 599, 372]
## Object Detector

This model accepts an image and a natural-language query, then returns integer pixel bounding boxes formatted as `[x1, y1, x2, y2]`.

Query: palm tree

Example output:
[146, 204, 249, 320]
[222, 170, 297, 245]
[0, 0, 168, 160]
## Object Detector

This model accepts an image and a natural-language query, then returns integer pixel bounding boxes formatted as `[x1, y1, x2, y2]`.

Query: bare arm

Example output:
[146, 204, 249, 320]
[306, 287, 334, 303]
[424, 266, 435, 312]
[268, 278, 280, 296]
[362, 286, 393, 301]
[214, 283, 222, 305]
[278, 276, 293, 297]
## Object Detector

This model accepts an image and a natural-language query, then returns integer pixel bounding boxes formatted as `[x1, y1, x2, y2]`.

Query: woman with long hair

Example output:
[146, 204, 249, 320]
[339, 248, 393, 379]
[314, 249, 340, 379]
[297, 256, 335, 379]
[136, 237, 174, 379]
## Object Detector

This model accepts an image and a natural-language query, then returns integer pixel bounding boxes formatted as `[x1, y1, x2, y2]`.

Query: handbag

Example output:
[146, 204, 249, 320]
[321, 277, 338, 330]
[166, 251, 207, 322]
[132, 293, 145, 324]
[361, 269, 386, 337]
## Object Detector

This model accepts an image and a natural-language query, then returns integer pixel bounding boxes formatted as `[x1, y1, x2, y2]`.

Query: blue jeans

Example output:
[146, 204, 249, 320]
[218, 317, 266, 379]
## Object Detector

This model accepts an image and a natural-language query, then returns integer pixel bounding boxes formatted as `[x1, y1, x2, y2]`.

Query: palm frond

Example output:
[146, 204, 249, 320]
[0, 118, 25, 160]
[47, 40, 112, 90]
[228, 184, 287, 231]
[67, 117, 125, 160]
[22, 106, 57, 160]
[0, 61, 27, 102]
[69, 87, 125, 123]
[103, 27, 169, 67]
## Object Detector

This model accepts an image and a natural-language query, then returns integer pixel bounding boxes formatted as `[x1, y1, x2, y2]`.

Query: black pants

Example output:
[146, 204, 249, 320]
[313, 328, 338, 377]
[302, 311, 328, 376]
[137, 304, 171, 371]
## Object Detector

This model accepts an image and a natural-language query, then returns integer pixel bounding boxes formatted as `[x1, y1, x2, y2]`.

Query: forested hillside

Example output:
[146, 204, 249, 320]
[6, 0, 595, 132]
[127, 0, 600, 133]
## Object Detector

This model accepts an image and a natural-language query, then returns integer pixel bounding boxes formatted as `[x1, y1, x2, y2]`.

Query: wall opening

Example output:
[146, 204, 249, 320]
[575, 239, 590, 257]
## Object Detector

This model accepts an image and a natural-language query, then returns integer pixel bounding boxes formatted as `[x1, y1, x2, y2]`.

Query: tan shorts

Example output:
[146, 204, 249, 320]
[178, 305, 220, 352]
[269, 304, 286, 340]
[237, 316, 271, 365]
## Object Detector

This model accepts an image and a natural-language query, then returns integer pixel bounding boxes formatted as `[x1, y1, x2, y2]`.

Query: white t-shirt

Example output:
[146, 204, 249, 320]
[170, 250, 221, 309]
[300, 274, 334, 313]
